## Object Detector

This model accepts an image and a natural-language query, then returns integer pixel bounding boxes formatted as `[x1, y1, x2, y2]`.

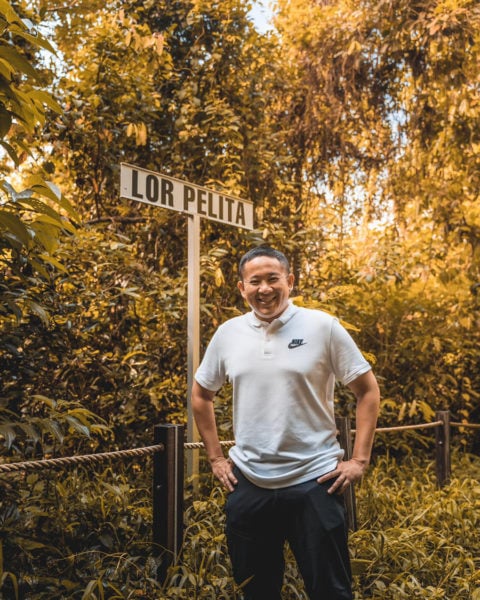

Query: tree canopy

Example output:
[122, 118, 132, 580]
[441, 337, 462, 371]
[0, 0, 478, 453]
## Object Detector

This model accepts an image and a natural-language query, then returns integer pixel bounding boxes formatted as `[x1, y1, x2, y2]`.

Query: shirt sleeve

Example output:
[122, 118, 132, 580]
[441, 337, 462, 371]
[329, 318, 371, 385]
[194, 328, 226, 392]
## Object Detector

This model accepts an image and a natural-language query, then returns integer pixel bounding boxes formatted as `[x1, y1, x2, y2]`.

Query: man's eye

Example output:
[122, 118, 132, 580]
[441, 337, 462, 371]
[268, 277, 279, 283]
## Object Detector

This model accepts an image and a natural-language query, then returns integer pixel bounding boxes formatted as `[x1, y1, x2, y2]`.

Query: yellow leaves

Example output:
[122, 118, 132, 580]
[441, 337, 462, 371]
[398, 400, 436, 422]
[291, 295, 304, 306]
[463, 198, 480, 228]
[125, 28, 164, 56]
[458, 316, 472, 329]
[153, 32, 165, 56]
[346, 39, 362, 56]
[362, 351, 377, 365]
[214, 267, 224, 287]
[126, 122, 147, 146]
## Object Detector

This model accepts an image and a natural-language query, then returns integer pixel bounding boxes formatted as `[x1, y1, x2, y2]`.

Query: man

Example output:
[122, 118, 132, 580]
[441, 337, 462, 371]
[192, 246, 380, 599]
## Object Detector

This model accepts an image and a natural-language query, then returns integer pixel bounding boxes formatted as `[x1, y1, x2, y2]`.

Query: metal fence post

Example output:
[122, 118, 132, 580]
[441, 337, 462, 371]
[153, 424, 184, 582]
[435, 410, 451, 487]
[336, 416, 358, 531]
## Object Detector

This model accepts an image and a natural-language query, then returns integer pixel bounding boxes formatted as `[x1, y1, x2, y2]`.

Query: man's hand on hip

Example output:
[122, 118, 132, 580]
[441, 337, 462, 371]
[210, 456, 238, 492]
[317, 458, 368, 495]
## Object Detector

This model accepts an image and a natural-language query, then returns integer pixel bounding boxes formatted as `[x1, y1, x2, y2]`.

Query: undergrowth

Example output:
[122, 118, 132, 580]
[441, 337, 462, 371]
[163, 452, 480, 599]
[350, 452, 480, 599]
[0, 452, 478, 598]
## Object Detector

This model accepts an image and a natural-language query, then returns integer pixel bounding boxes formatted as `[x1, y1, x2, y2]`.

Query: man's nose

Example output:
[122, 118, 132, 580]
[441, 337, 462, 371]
[258, 280, 273, 291]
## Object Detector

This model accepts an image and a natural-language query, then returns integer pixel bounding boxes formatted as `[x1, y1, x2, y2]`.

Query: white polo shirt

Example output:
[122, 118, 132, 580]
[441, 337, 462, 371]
[195, 302, 371, 488]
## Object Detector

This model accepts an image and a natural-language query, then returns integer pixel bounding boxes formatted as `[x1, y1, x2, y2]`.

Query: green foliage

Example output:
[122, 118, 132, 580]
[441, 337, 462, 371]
[0, 0, 77, 324]
[351, 452, 480, 598]
[0, 462, 157, 599]
[0, 176, 76, 323]
[0, 223, 193, 453]
[294, 221, 480, 444]
[0, 0, 59, 154]
[0, 394, 109, 458]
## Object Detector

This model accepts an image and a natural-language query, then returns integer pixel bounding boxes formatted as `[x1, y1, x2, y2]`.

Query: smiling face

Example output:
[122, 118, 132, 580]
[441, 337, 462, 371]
[238, 256, 294, 322]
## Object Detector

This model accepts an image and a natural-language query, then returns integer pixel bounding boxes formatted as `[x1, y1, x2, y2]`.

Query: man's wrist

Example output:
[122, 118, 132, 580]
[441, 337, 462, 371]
[209, 455, 226, 464]
[351, 457, 369, 466]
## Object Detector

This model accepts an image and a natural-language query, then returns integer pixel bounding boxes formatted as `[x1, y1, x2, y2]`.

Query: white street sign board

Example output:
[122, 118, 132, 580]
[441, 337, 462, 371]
[120, 163, 254, 230]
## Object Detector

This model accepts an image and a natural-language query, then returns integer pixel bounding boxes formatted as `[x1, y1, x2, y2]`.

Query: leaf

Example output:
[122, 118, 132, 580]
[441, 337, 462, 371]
[32, 394, 57, 409]
[17, 421, 41, 443]
[214, 267, 224, 287]
[121, 350, 149, 363]
[8, 25, 56, 55]
[0, 210, 31, 245]
[14, 538, 50, 551]
[0, 43, 37, 79]
[0, 571, 18, 598]
[30, 181, 61, 202]
[24, 300, 50, 325]
[31, 223, 59, 254]
[37, 253, 67, 273]
[41, 419, 65, 443]
[350, 558, 372, 575]
[28, 89, 62, 114]
[0, 103, 12, 138]
[0, 0, 22, 26]
[0, 423, 17, 449]
[4, 299, 22, 320]
[34, 214, 76, 235]
[64, 415, 91, 437]
[0, 139, 19, 164]
[0, 179, 18, 199]
[117, 287, 141, 298]
[28, 257, 50, 279]
[16, 196, 63, 220]
[29, 181, 78, 220]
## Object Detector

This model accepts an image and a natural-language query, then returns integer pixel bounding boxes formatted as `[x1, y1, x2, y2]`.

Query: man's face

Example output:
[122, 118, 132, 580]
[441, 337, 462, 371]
[237, 256, 294, 322]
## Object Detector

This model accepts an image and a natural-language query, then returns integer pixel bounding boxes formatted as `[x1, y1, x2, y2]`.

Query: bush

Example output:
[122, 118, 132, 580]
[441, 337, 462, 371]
[0, 449, 478, 598]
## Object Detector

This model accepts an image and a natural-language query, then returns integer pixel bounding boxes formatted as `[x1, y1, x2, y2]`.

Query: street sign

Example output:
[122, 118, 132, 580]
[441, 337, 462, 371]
[120, 163, 254, 230]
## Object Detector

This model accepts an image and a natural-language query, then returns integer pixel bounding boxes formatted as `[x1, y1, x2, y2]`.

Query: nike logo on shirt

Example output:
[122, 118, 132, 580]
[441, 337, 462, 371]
[288, 339, 307, 349]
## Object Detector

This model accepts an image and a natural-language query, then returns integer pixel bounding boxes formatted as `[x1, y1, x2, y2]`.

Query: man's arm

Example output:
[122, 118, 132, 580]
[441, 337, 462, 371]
[317, 369, 380, 494]
[191, 380, 237, 491]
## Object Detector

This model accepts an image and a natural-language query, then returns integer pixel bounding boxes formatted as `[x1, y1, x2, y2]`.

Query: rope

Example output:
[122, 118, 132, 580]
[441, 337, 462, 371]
[186, 421, 448, 450]
[184, 440, 236, 451]
[373, 420, 443, 433]
[2, 420, 477, 474]
[0, 444, 164, 474]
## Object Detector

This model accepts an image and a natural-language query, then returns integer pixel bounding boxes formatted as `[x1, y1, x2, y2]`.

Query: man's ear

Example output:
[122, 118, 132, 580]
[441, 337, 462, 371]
[288, 272, 295, 290]
[237, 280, 246, 298]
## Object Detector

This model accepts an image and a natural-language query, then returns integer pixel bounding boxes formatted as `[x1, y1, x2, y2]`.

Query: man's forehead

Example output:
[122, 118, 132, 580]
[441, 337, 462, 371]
[243, 258, 287, 274]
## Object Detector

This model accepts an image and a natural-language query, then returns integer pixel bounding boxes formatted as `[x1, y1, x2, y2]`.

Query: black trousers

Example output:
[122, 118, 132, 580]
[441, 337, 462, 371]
[225, 467, 353, 600]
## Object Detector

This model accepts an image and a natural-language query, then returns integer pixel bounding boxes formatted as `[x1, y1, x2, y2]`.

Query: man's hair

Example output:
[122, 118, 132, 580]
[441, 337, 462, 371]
[238, 246, 290, 279]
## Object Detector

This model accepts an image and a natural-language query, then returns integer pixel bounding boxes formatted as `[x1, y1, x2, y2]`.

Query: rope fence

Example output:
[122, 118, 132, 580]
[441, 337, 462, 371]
[0, 419, 476, 473]
[183, 419, 479, 448]
[0, 444, 164, 473]
[0, 413, 478, 581]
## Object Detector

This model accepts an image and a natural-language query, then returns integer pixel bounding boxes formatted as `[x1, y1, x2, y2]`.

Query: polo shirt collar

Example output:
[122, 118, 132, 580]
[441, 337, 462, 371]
[249, 301, 298, 328]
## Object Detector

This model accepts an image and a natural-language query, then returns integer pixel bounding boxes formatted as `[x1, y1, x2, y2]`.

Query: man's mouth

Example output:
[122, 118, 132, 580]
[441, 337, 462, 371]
[257, 296, 276, 306]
